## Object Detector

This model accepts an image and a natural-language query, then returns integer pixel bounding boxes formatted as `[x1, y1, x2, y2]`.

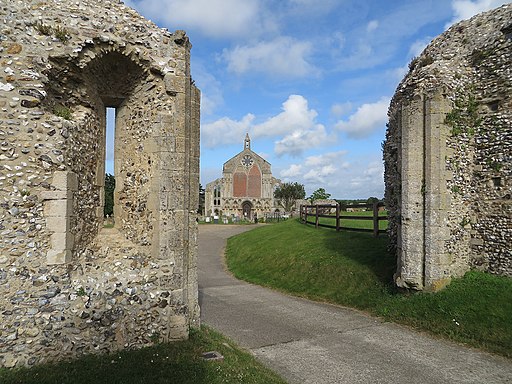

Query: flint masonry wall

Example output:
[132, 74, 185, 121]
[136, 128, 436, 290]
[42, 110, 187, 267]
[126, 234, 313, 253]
[384, 4, 511, 291]
[0, 0, 200, 367]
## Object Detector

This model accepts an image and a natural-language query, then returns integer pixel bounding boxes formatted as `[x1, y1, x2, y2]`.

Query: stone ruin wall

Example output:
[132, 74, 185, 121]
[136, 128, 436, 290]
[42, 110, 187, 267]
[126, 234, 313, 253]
[384, 4, 511, 291]
[0, 0, 200, 368]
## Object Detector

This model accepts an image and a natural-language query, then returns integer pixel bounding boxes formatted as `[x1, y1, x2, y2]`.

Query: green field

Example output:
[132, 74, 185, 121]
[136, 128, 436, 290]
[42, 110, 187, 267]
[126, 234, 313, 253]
[226, 219, 512, 358]
[0, 326, 286, 384]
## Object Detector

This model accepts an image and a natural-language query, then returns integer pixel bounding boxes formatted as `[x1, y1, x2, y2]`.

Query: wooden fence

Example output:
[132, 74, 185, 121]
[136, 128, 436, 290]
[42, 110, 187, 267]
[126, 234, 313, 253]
[299, 202, 387, 237]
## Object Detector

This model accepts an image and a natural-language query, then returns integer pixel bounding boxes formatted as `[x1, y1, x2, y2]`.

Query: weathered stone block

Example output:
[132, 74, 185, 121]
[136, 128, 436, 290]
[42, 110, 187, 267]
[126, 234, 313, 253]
[46, 216, 71, 232]
[46, 249, 72, 265]
[44, 199, 73, 218]
[52, 171, 78, 191]
[50, 232, 74, 251]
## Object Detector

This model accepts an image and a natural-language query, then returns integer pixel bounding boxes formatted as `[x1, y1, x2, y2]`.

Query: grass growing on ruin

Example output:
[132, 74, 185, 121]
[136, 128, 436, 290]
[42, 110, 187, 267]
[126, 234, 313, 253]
[225, 219, 512, 358]
[0, 326, 286, 384]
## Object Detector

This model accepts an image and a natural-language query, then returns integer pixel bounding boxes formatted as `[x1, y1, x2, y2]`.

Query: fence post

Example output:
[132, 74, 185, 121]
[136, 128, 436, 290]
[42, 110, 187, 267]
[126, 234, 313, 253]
[336, 203, 340, 231]
[373, 202, 379, 237]
[315, 204, 319, 228]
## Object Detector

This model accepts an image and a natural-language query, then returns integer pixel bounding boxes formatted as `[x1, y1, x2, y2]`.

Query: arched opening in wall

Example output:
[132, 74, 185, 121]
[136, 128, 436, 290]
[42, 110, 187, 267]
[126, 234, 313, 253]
[85, 51, 147, 236]
[103, 107, 116, 226]
[242, 201, 253, 220]
[44, 49, 148, 254]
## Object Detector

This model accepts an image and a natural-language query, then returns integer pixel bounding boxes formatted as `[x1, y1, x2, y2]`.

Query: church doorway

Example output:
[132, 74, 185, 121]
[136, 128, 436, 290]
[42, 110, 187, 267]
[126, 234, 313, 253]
[242, 201, 253, 220]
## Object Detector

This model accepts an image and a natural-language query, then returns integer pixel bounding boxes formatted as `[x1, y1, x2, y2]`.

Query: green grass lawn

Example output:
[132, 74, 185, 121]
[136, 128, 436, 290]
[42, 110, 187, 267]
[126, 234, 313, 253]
[0, 326, 286, 384]
[225, 219, 512, 358]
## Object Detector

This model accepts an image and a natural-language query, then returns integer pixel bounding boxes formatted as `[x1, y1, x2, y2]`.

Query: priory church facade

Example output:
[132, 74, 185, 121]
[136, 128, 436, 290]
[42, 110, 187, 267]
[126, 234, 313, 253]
[205, 134, 281, 219]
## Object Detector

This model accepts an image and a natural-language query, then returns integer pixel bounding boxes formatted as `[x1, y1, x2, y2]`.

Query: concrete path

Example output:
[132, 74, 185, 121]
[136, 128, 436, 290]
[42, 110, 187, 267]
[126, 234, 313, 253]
[198, 225, 512, 384]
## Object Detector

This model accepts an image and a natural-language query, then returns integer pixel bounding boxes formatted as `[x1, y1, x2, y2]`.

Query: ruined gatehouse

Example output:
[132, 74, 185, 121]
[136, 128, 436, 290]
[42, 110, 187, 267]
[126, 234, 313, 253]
[384, 4, 511, 291]
[0, 0, 200, 367]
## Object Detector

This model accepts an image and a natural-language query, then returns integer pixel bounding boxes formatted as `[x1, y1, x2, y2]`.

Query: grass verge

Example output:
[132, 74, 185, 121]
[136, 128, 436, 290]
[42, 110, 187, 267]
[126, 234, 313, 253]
[225, 219, 512, 358]
[0, 326, 286, 384]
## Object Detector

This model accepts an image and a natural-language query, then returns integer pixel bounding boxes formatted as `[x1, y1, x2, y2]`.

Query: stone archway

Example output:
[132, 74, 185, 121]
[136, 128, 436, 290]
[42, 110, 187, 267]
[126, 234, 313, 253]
[242, 201, 253, 219]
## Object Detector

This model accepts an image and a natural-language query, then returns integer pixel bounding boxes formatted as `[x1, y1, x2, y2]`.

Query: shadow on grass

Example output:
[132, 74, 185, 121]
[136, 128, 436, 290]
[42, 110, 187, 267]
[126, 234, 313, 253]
[320, 226, 396, 286]
[1, 326, 287, 384]
[0, 341, 209, 384]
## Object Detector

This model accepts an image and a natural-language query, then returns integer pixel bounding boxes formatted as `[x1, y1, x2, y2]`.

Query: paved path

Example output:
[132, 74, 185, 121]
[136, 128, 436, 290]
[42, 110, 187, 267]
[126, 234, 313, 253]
[198, 225, 512, 384]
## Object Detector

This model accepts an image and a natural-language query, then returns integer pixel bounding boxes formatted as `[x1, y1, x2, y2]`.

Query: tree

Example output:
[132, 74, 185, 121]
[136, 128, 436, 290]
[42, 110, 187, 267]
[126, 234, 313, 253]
[274, 182, 306, 212]
[104, 173, 115, 217]
[308, 188, 331, 204]
[366, 196, 379, 205]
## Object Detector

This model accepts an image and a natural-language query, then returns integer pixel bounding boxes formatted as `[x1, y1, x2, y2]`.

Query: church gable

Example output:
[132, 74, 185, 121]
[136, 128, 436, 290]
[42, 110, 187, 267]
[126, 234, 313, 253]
[205, 134, 281, 218]
[223, 135, 271, 175]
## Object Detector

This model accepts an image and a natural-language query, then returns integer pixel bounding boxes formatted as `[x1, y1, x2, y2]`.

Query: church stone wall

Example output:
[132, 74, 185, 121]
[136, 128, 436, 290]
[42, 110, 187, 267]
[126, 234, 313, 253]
[205, 135, 281, 219]
[384, 4, 511, 291]
[0, 0, 199, 368]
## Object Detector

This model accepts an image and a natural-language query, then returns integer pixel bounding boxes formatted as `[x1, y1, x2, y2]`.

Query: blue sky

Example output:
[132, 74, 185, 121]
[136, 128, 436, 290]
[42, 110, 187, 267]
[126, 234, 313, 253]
[117, 0, 508, 199]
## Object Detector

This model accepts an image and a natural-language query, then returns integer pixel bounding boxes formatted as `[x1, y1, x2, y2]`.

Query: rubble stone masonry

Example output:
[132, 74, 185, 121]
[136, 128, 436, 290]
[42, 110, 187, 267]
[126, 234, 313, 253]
[384, 4, 511, 290]
[0, 0, 200, 367]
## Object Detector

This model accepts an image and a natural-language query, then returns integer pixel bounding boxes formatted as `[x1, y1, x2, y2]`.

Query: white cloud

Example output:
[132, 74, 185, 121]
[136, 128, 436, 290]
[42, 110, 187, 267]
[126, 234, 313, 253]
[274, 125, 332, 157]
[202, 114, 254, 147]
[221, 37, 318, 78]
[275, 152, 385, 199]
[202, 94, 333, 154]
[277, 151, 351, 194]
[126, 0, 274, 38]
[253, 95, 318, 137]
[348, 161, 384, 196]
[335, 97, 390, 139]
[280, 164, 303, 179]
[330, 102, 353, 118]
[303, 151, 348, 183]
[446, 0, 509, 27]
[255, 95, 335, 156]
[304, 165, 337, 183]
[366, 20, 379, 33]
[304, 151, 347, 167]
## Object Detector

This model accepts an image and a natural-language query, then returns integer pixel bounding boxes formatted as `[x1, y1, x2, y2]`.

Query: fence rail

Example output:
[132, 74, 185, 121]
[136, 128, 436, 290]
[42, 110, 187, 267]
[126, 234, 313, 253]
[299, 202, 387, 237]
